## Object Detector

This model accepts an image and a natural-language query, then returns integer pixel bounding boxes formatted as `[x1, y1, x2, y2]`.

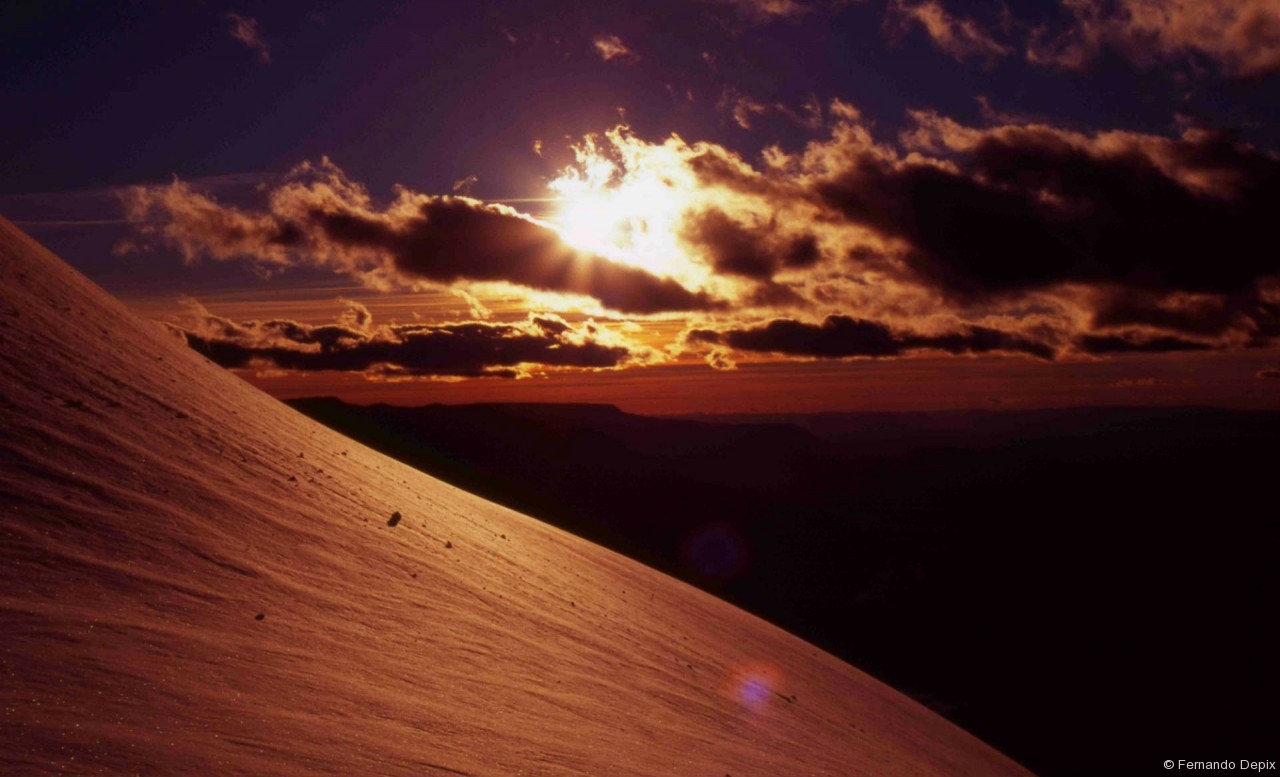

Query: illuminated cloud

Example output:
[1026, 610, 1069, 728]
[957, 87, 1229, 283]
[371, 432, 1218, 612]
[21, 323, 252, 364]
[719, 90, 770, 130]
[225, 13, 271, 64]
[717, 90, 825, 130]
[1028, 0, 1280, 78]
[702, 0, 826, 24]
[124, 107, 1280, 371]
[120, 159, 716, 315]
[884, 0, 1011, 65]
[171, 301, 659, 378]
[546, 110, 1278, 355]
[592, 34, 638, 63]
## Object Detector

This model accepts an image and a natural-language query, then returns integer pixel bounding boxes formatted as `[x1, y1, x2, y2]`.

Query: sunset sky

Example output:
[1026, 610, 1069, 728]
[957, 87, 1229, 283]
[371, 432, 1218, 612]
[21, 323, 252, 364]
[3, 0, 1278, 413]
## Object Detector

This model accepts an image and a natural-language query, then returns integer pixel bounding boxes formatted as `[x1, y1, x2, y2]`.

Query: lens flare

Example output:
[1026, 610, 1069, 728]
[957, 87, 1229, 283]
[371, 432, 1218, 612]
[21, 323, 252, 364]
[723, 661, 786, 712]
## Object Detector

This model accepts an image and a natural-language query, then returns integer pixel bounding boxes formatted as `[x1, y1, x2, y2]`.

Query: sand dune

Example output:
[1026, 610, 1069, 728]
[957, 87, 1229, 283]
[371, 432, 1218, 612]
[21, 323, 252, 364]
[0, 214, 1029, 776]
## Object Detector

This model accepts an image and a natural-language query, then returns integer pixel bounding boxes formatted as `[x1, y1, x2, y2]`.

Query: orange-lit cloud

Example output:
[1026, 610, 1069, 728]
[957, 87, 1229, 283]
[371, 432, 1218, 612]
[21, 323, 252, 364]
[703, 0, 823, 25]
[225, 13, 271, 64]
[120, 160, 716, 315]
[545, 109, 1277, 363]
[171, 300, 661, 379]
[717, 89, 824, 131]
[592, 34, 638, 63]
[125, 107, 1279, 377]
[1028, 0, 1280, 77]
[884, 0, 1011, 65]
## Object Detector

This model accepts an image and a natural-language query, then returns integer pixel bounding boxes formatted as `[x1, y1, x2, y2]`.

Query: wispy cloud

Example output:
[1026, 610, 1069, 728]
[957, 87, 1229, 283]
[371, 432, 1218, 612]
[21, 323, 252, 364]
[592, 34, 638, 63]
[884, 0, 1011, 65]
[702, 0, 827, 25]
[226, 12, 271, 64]
[1028, 0, 1280, 78]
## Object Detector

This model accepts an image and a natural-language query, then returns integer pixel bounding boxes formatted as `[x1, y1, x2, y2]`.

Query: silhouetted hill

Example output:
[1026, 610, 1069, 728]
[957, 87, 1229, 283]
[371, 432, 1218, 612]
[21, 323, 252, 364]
[288, 397, 1280, 776]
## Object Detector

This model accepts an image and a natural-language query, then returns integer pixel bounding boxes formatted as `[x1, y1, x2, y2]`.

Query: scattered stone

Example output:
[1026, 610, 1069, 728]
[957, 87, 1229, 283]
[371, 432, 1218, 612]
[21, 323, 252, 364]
[254, 613, 265, 621]
[444, 540, 453, 549]
[298, 452, 304, 458]
[500, 533, 506, 540]
[387, 511, 402, 527]
[287, 475, 297, 482]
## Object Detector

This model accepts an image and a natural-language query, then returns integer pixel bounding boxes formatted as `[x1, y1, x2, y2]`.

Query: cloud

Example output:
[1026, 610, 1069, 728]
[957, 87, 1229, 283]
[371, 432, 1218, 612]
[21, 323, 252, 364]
[702, 0, 815, 23]
[717, 89, 825, 131]
[546, 112, 1278, 356]
[1257, 368, 1280, 379]
[812, 116, 1280, 301]
[685, 315, 1056, 360]
[172, 301, 658, 379]
[1075, 333, 1213, 354]
[719, 90, 770, 130]
[120, 159, 716, 315]
[592, 34, 638, 63]
[884, 0, 1012, 65]
[680, 207, 821, 281]
[225, 13, 270, 64]
[1028, 0, 1280, 78]
[1090, 287, 1280, 343]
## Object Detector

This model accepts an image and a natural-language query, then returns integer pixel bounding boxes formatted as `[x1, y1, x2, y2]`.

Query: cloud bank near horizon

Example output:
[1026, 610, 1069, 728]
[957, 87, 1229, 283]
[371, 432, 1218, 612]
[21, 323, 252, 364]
[121, 103, 1279, 379]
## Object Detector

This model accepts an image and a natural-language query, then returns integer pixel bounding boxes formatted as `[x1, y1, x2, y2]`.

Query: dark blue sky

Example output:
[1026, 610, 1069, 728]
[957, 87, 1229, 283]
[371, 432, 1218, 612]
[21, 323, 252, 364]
[3, 0, 1278, 412]
[4, 1, 1275, 197]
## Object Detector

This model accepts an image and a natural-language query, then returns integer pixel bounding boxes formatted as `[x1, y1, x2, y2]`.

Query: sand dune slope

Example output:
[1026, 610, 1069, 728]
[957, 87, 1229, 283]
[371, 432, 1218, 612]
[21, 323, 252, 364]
[0, 215, 1030, 776]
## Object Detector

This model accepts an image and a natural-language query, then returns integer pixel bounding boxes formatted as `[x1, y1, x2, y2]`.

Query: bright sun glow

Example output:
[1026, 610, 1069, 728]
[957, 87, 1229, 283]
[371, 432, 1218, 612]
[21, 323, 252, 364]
[547, 130, 707, 288]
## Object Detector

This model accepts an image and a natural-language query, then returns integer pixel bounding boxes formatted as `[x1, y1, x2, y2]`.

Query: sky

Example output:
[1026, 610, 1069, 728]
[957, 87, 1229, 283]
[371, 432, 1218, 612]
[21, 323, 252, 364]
[3, 0, 1279, 414]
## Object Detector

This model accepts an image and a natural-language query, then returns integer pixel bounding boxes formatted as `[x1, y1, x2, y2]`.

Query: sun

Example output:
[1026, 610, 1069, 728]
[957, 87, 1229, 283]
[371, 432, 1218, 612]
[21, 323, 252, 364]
[553, 179, 675, 270]
[546, 130, 702, 286]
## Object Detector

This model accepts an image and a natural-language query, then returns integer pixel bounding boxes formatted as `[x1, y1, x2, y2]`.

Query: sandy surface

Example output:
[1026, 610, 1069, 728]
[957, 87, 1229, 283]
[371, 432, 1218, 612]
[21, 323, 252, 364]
[0, 214, 1030, 776]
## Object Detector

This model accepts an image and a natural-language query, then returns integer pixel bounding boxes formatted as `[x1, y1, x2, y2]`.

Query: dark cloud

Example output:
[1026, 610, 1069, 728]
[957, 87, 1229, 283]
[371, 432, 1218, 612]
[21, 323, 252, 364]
[680, 207, 820, 279]
[1257, 368, 1280, 379]
[815, 125, 1280, 300]
[1092, 287, 1280, 344]
[308, 197, 715, 314]
[173, 304, 653, 378]
[122, 163, 717, 315]
[686, 314, 1055, 360]
[1075, 334, 1213, 354]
